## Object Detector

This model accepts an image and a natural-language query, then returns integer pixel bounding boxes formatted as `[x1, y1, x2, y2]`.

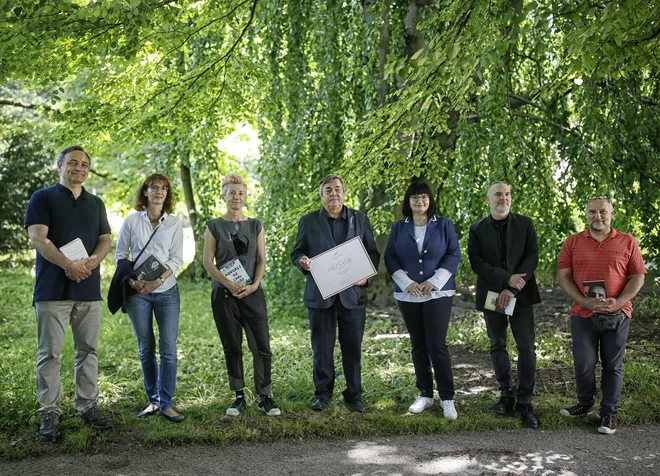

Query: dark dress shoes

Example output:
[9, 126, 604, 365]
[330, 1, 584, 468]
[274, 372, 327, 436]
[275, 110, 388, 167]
[311, 397, 329, 411]
[517, 403, 539, 428]
[490, 396, 516, 415]
[345, 399, 366, 413]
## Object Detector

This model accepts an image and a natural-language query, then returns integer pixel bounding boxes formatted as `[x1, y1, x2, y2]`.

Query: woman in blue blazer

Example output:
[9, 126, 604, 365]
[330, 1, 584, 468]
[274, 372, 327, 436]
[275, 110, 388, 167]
[384, 180, 461, 419]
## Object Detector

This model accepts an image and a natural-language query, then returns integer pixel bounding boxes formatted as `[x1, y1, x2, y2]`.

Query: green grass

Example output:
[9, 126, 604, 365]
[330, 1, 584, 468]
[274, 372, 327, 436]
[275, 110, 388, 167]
[1, 266, 659, 460]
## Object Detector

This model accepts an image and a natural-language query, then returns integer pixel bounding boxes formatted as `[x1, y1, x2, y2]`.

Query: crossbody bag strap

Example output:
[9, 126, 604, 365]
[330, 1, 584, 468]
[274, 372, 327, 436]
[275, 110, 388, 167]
[134, 224, 160, 263]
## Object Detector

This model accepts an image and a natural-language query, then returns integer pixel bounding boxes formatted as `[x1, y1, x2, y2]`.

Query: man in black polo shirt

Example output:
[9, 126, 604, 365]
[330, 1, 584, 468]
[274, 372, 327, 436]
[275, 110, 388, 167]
[25, 145, 113, 441]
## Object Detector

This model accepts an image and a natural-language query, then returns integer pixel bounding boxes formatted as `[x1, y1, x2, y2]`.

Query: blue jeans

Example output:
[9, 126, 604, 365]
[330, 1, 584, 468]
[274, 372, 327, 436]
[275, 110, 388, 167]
[125, 286, 180, 411]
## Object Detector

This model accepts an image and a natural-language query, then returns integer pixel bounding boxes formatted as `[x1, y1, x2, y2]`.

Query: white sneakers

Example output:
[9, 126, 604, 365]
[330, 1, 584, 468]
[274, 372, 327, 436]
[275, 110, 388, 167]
[409, 396, 434, 413]
[441, 399, 458, 420]
[408, 396, 458, 419]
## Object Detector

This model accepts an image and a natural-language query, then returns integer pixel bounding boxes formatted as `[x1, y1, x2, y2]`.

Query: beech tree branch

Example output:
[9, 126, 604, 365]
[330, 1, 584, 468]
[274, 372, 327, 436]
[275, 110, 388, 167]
[0, 98, 57, 112]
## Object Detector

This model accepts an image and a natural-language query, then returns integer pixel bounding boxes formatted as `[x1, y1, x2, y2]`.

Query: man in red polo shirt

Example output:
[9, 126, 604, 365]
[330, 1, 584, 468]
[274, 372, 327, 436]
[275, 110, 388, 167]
[557, 196, 646, 435]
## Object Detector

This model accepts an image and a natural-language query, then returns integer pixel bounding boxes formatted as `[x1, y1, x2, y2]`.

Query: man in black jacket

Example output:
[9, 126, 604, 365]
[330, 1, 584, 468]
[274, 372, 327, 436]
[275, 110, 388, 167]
[468, 181, 541, 428]
[291, 175, 380, 413]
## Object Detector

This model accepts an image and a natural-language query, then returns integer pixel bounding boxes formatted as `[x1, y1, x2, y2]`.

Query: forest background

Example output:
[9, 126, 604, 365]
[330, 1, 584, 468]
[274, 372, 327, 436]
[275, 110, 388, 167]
[2, 0, 659, 304]
[1, 0, 660, 457]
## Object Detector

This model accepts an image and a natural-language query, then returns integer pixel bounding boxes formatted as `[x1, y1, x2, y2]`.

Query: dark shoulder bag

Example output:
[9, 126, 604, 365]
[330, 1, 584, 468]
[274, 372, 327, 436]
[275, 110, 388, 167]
[107, 226, 160, 314]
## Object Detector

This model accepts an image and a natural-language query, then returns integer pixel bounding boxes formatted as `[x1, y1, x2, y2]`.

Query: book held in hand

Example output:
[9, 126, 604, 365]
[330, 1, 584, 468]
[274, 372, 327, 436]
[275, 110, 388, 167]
[133, 255, 167, 282]
[484, 290, 516, 316]
[583, 280, 607, 300]
[59, 238, 89, 262]
[219, 258, 252, 285]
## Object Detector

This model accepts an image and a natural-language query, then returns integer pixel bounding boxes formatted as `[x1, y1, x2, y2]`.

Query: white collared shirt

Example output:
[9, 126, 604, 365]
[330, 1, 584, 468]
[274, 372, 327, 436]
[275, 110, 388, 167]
[115, 211, 184, 293]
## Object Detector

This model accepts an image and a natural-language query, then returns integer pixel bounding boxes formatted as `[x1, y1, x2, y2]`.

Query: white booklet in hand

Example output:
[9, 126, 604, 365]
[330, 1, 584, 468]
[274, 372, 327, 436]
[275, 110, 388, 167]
[219, 258, 252, 285]
[59, 238, 89, 262]
[485, 290, 516, 316]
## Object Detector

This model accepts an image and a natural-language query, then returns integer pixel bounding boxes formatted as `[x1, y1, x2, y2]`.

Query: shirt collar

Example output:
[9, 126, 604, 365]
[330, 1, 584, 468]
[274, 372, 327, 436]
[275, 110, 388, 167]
[404, 215, 436, 224]
[140, 210, 169, 223]
[56, 182, 88, 199]
[322, 206, 347, 220]
[582, 227, 618, 241]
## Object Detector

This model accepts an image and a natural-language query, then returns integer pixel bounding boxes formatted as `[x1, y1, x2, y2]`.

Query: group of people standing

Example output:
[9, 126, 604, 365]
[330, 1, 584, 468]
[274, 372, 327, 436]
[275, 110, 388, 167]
[25, 145, 646, 442]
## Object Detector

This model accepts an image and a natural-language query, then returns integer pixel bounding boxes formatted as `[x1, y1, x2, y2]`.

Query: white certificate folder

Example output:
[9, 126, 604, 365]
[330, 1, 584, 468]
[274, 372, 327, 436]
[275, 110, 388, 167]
[310, 236, 377, 300]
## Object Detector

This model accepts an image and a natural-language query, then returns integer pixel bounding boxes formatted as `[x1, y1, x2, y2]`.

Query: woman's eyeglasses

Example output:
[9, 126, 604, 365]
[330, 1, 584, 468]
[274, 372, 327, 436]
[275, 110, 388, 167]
[230, 233, 249, 255]
[410, 195, 429, 202]
[148, 185, 169, 193]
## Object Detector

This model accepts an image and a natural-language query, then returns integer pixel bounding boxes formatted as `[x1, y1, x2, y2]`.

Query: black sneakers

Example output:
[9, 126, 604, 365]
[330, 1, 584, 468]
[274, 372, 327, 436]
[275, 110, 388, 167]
[39, 411, 60, 441]
[257, 395, 281, 416]
[80, 403, 113, 430]
[226, 395, 247, 416]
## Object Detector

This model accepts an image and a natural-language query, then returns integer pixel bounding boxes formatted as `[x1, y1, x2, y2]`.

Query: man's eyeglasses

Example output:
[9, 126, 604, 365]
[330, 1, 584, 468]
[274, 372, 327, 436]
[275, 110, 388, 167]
[230, 233, 249, 256]
[148, 185, 169, 193]
[410, 195, 429, 202]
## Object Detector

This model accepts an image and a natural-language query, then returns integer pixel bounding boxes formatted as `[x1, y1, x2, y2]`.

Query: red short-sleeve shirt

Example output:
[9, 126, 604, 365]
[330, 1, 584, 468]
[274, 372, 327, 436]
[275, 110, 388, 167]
[557, 228, 646, 318]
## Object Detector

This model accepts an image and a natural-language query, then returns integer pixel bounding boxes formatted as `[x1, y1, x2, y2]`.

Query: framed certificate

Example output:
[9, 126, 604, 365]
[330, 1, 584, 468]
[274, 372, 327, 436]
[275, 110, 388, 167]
[310, 236, 377, 300]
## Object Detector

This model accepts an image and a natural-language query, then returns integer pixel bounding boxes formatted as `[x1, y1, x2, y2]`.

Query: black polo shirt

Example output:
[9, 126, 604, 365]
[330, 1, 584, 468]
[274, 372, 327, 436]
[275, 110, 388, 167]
[24, 183, 111, 303]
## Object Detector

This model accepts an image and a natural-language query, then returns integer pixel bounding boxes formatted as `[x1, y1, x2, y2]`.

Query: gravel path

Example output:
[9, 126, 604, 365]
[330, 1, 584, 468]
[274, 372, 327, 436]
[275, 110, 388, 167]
[2, 424, 658, 475]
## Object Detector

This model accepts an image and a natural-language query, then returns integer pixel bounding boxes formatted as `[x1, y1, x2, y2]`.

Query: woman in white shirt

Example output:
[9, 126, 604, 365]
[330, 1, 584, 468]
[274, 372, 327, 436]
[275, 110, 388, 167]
[115, 174, 184, 422]
[384, 180, 461, 419]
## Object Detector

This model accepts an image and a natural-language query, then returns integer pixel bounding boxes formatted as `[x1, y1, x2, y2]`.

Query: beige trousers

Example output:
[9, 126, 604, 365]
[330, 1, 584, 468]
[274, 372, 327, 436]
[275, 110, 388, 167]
[34, 300, 101, 414]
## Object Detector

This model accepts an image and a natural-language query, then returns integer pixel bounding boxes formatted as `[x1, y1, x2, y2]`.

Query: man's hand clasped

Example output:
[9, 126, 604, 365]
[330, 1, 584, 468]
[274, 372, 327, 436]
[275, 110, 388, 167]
[64, 254, 98, 282]
[497, 288, 515, 308]
[508, 273, 527, 291]
[582, 296, 620, 314]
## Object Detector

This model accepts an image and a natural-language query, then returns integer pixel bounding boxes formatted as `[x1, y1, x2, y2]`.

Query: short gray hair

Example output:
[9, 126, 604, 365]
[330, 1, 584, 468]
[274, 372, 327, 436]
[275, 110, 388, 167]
[319, 174, 345, 198]
[57, 145, 90, 167]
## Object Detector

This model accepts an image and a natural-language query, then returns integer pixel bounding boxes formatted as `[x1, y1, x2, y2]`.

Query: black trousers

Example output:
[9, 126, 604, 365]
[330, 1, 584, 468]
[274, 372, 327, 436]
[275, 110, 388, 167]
[308, 299, 365, 402]
[571, 315, 629, 416]
[398, 296, 455, 400]
[211, 287, 272, 395]
[483, 305, 536, 404]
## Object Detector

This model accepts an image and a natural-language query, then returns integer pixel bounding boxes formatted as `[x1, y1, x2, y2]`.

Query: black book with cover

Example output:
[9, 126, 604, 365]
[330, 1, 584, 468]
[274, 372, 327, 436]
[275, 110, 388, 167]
[133, 255, 166, 282]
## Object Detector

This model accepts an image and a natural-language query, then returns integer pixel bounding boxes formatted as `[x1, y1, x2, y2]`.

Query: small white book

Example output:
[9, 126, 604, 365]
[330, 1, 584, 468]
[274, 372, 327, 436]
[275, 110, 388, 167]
[219, 258, 252, 285]
[485, 290, 516, 316]
[59, 238, 89, 262]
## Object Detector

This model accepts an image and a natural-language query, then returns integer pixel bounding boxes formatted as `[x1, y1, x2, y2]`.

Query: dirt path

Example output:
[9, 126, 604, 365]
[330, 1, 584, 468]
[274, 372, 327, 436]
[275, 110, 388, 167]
[3, 424, 658, 475]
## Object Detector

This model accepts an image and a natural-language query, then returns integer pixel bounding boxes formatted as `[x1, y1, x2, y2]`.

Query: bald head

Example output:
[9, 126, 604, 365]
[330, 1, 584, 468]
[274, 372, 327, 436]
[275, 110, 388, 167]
[486, 182, 511, 219]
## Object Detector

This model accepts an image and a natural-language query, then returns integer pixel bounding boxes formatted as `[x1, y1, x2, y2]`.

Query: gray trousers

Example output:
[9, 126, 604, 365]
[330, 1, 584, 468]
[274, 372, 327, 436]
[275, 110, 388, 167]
[35, 300, 101, 414]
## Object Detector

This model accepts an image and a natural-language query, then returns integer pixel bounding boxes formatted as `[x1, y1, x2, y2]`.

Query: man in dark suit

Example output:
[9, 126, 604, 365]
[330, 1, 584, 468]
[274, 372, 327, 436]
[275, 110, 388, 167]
[468, 181, 541, 428]
[292, 175, 380, 412]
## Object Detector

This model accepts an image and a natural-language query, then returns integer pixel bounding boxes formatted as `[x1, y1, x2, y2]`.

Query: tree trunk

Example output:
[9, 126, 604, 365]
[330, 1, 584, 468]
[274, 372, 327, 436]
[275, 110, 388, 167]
[178, 151, 205, 280]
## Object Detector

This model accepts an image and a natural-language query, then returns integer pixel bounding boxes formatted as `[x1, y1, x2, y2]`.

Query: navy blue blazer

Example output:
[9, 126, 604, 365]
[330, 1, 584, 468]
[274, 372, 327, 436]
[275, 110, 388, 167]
[384, 215, 460, 292]
[291, 206, 381, 310]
